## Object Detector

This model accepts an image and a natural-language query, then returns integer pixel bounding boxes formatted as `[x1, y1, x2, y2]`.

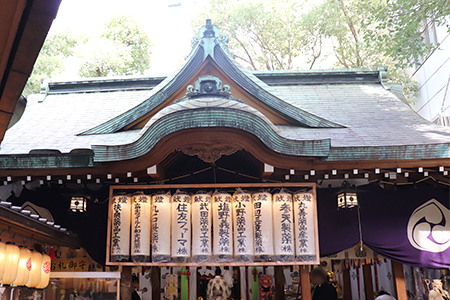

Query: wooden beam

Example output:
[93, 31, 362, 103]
[0, 0, 26, 81]
[0, 127, 448, 175]
[392, 261, 407, 300]
[300, 266, 312, 300]
[274, 266, 285, 300]
[0, 205, 82, 248]
[342, 269, 352, 300]
[0, 0, 62, 142]
[120, 266, 132, 300]
[363, 264, 375, 300]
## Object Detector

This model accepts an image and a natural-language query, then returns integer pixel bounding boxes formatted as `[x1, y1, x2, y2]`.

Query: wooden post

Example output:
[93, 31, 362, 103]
[274, 266, 285, 300]
[152, 267, 161, 300]
[300, 266, 312, 300]
[392, 261, 407, 300]
[342, 269, 352, 300]
[363, 264, 375, 300]
[121, 267, 132, 300]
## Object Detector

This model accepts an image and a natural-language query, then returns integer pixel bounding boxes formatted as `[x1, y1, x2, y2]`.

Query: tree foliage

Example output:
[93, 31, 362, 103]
[367, 0, 450, 69]
[23, 32, 79, 97]
[80, 16, 151, 77]
[24, 16, 151, 96]
[194, 0, 450, 99]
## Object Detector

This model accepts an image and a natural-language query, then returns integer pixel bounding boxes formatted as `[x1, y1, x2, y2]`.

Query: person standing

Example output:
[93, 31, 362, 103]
[131, 275, 141, 300]
[310, 268, 338, 300]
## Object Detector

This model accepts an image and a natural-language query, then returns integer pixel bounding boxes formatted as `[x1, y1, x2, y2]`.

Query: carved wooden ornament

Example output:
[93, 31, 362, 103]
[177, 143, 242, 163]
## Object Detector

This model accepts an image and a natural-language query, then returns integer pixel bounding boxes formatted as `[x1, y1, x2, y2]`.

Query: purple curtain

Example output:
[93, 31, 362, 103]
[317, 183, 450, 268]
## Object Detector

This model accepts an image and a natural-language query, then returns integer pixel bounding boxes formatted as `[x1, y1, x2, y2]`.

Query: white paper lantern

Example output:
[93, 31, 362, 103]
[13, 247, 31, 286]
[232, 190, 254, 261]
[0, 241, 6, 282]
[252, 191, 274, 259]
[26, 250, 42, 288]
[293, 192, 317, 260]
[131, 191, 151, 262]
[171, 190, 191, 262]
[212, 191, 233, 261]
[273, 190, 295, 260]
[36, 254, 51, 289]
[111, 193, 132, 262]
[1, 242, 20, 284]
[191, 192, 212, 262]
[152, 192, 171, 262]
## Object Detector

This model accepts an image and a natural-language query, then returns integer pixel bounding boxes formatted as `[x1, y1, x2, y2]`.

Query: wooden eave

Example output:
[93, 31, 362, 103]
[0, 0, 62, 141]
[0, 128, 448, 178]
[0, 204, 82, 248]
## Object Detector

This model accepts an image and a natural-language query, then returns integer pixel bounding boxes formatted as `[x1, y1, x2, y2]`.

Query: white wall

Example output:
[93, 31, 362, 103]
[410, 18, 450, 125]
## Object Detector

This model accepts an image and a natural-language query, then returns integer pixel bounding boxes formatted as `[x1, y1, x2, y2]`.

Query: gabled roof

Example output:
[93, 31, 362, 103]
[0, 21, 450, 170]
[81, 22, 342, 136]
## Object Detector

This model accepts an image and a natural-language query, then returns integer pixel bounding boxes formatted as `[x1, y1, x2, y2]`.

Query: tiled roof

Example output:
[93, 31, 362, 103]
[1, 22, 449, 167]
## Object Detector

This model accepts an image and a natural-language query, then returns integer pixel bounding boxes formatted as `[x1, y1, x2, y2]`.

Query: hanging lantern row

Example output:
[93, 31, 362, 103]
[110, 188, 318, 264]
[0, 241, 51, 289]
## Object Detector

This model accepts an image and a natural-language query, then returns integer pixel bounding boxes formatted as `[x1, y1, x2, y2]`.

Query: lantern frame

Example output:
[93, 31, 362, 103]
[70, 196, 87, 213]
[337, 180, 358, 209]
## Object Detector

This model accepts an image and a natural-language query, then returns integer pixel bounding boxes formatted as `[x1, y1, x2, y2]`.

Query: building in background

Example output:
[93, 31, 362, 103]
[410, 17, 450, 126]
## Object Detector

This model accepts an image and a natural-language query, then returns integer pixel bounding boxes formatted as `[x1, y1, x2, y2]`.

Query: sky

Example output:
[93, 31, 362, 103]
[50, 0, 208, 76]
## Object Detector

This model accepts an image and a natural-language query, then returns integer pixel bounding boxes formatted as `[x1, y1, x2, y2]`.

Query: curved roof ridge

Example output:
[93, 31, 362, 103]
[80, 22, 344, 136]
[91, 97, 331, 162]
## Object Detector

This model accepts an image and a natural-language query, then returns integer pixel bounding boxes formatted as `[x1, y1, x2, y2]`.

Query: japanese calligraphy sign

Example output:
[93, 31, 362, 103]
[171, 191, 191, 260]
[293, 192, 317, 260]
[252, 191, 274, 257]
[131, 192, 151, 261]
[111, 194, 131, 261]
[108, 183, 319, 266]
[151, 192, 171, 262]
[232, 190, 254, 260]
[192, 192, 212, 261]
[273, 190, 295, 258]
[51, 258, 89, 272]
[212, 192, 233, 259]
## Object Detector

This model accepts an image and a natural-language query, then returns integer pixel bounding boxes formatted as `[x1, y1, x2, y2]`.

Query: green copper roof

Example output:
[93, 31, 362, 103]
[0, 22, 450, 169]
[80, 22, 343, 136]
[91, 97, 331, 162]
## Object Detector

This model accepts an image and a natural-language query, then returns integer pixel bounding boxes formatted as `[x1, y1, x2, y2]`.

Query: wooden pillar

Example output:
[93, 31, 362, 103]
[363, 264, 375, 300]
[152, 267, 161, 300]
[300, 266, 312, 300]
[342, 269, 352, 300]
[274, 266, 285, 300]
[121, 267, 132, 300]
[392, 261, 407, 300]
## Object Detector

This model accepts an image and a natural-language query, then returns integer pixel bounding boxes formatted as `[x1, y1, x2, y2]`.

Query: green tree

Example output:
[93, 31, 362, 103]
[195, 0, 449, 99]
[23, 32, 78, 97]
[79, 15, 151, 77]
[367, 0, 450, 69]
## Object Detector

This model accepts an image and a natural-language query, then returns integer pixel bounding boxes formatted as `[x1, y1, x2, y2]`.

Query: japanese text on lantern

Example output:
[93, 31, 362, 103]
[152, 193, 171, 262]
[111, 194, 131, 261]
[253, 192, 274, 257]
[273, 191, 295, 258]
[213, 192, 233, 259]
[233, 191, 254, 259]
[192, 193, 212, 260]
[293, 192, 316, 257]
[131, 192, 151, 262]
[172, 192, 191, 259]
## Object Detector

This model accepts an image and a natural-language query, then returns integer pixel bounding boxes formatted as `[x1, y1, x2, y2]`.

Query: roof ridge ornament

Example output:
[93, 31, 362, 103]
[176, 75, 242, 103]
[188, 19, 233, 61]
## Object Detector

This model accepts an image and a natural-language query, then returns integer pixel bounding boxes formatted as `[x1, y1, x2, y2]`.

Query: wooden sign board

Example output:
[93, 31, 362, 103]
[106, 182, 319, 266]
[51, 258, 89, 271]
